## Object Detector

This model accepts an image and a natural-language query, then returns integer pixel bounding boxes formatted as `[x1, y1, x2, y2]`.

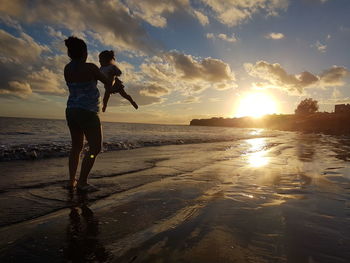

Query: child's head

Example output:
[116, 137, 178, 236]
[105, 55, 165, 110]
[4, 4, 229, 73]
[64, 36, 87, 61]
[99, 50, 115, 66]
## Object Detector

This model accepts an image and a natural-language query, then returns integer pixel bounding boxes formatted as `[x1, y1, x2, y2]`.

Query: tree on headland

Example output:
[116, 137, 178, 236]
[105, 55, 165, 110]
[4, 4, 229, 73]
[295, 98, 319, 115]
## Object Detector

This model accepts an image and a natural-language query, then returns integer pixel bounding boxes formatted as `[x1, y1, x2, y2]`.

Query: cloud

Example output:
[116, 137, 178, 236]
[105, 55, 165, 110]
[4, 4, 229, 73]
[0, 29, 49, 63]
[46, 26, 65, 39]
[166, 95, 201, 105]
[199, 0, 288, 27]
[125, 0, 211, 28]
[311, 41, 327, 53]
[332, 88, 342, 99]
[0, 0, 290, 58]
[208, 97, 223, 102]
[193, 10, 209, 25]
[165, 51, 235, 83]
[319, 98, 350, 105]
[126, 0, 214, 28]
[125, 0, 184, 28]
[0, 81, 32, 97]
[0, 0, 157, 54]
[0, 14, 22, 30]
[138, 51, 237, 96]
[182, 96, 200, 104]
[139, 83, 170, 97]
[245, 60, 349, 94]
[108, 83, 165, 106]
[206, 33, 215, 39]
[207, 32, 237, 42]
[218, 33, 237, 42]
[0, 29, 68, 97]
[265, 32, 284, 39]
[115, 61, 143, 83]
[320, 66, 349, 86]
[27, 67, 66, 94]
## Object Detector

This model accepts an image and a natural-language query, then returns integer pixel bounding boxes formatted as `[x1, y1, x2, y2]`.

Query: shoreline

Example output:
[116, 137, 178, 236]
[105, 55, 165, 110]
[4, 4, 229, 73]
[0, 127, 278, 162]
[1, 136, 350, 262]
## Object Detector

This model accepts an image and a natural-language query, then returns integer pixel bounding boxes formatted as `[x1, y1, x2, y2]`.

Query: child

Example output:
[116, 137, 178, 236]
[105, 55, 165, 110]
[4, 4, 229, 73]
[99, 50, 138, 112]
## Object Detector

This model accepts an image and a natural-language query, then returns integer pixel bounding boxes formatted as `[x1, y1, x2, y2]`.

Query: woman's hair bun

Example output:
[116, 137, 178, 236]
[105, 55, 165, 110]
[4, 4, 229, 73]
[64, 36, 87, 60]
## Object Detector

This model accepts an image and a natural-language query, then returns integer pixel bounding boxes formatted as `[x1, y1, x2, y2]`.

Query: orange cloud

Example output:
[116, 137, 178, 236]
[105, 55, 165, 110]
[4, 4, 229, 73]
[245, 60, 349, 93]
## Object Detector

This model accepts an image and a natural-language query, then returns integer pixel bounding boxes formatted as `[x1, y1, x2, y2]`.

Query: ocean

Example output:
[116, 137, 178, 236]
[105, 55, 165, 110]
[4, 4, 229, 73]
[0, 116, 281, 161]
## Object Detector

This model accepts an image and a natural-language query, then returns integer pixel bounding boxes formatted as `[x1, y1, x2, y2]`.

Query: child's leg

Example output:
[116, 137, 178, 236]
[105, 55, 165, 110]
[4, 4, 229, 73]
[119, 89, 138, 109]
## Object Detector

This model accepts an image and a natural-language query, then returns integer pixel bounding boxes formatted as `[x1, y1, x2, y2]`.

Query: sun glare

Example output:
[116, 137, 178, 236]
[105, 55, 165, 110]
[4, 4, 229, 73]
[235, 93, 277, 118]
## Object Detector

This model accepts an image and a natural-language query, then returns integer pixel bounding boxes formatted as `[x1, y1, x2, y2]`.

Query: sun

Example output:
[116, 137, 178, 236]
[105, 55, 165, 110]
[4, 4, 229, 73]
[235, 93, 277, 118]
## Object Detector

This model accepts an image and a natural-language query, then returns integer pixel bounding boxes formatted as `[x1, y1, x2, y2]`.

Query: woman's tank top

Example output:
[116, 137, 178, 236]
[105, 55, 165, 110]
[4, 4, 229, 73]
[66, 81, 100, 112]
[66, 61, 100, 112]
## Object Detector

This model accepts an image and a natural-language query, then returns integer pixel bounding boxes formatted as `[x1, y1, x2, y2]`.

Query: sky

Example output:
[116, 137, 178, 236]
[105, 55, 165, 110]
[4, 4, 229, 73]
[0, 0, 350, 124]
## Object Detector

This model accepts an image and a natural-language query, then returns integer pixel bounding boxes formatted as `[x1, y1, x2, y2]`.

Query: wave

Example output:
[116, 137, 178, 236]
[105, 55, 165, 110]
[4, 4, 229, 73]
[0, 135, 264, 162]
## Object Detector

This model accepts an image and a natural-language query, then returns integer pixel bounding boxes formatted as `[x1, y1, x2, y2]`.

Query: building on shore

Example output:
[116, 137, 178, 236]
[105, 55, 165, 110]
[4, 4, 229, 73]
[335, 104, 350, 114]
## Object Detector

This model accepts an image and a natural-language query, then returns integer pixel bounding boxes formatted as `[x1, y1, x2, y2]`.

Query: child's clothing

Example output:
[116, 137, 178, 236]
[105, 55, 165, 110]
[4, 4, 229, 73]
[100, 63, 138, 110]
[100, 64, 122, 79]
[100, 64, 123, 92]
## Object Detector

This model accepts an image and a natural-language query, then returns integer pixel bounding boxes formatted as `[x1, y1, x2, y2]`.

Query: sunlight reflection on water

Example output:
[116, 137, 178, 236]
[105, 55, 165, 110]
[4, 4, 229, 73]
[248, 151, 269, 167]
[246, 138, 269, 167]
[248, 129, 263, 136]
[247, 138, 266, 151]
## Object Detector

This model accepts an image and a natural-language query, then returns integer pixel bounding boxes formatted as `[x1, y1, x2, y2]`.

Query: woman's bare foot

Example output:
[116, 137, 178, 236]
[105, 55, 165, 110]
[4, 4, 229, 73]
[71, 179, 77, 188]
[64, 179, 77, 190]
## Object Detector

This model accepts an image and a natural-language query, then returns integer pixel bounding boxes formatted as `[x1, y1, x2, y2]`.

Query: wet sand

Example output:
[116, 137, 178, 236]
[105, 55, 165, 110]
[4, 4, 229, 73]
[0, 132, 350, 262]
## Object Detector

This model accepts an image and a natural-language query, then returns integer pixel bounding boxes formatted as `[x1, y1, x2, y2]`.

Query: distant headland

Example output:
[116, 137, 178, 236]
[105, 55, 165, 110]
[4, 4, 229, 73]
[190, 100, 350, 135]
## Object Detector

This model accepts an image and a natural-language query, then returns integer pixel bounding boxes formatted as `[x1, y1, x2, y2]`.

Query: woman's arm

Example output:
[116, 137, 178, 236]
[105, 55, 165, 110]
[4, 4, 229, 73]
[88, 63, 115, 112]
[114, 65, 122, 77]
[88, 63, 113, 91]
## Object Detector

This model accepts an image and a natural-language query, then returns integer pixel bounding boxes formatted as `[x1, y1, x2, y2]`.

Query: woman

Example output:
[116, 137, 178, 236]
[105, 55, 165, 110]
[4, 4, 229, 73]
[64, 36, 113, 192]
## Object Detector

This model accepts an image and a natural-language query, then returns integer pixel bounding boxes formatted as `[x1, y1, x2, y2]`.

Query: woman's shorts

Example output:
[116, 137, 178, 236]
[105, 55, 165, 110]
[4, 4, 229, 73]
[66, 108, 100, 130]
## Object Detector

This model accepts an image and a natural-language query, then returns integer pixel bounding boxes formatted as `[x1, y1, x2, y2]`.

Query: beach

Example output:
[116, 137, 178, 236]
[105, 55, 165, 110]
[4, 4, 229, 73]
[1, 130, 349, 263]
[1, 0, 350, 261]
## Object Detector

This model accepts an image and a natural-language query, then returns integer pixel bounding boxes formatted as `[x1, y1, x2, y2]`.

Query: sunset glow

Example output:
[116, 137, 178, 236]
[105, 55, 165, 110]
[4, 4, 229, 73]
[235, 93, 277, 118]
[0, 1, 349, 123]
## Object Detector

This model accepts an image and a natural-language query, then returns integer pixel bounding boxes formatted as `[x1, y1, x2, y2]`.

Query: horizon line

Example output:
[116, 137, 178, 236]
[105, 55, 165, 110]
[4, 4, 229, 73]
[0, 115, 190, 126]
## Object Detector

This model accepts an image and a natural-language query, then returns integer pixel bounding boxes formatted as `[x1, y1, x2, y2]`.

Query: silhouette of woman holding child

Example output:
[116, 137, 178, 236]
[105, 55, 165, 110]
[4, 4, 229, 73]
[64, 36, 138, 192]
[64, 36, 114, 192]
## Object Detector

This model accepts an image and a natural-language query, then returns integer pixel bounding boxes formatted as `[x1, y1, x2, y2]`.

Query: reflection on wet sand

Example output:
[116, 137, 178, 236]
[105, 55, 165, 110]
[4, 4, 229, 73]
[296, 134, 317, 162]
[65, 193, 110, 262]
[0, 132, 350, 262]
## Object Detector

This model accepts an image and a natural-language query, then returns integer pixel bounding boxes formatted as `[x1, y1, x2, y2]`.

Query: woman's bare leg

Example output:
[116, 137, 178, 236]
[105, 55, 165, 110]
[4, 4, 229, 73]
[77, 125, 102, 186]
[68, 126, 84, 187]
[119, 89, 138, 109]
